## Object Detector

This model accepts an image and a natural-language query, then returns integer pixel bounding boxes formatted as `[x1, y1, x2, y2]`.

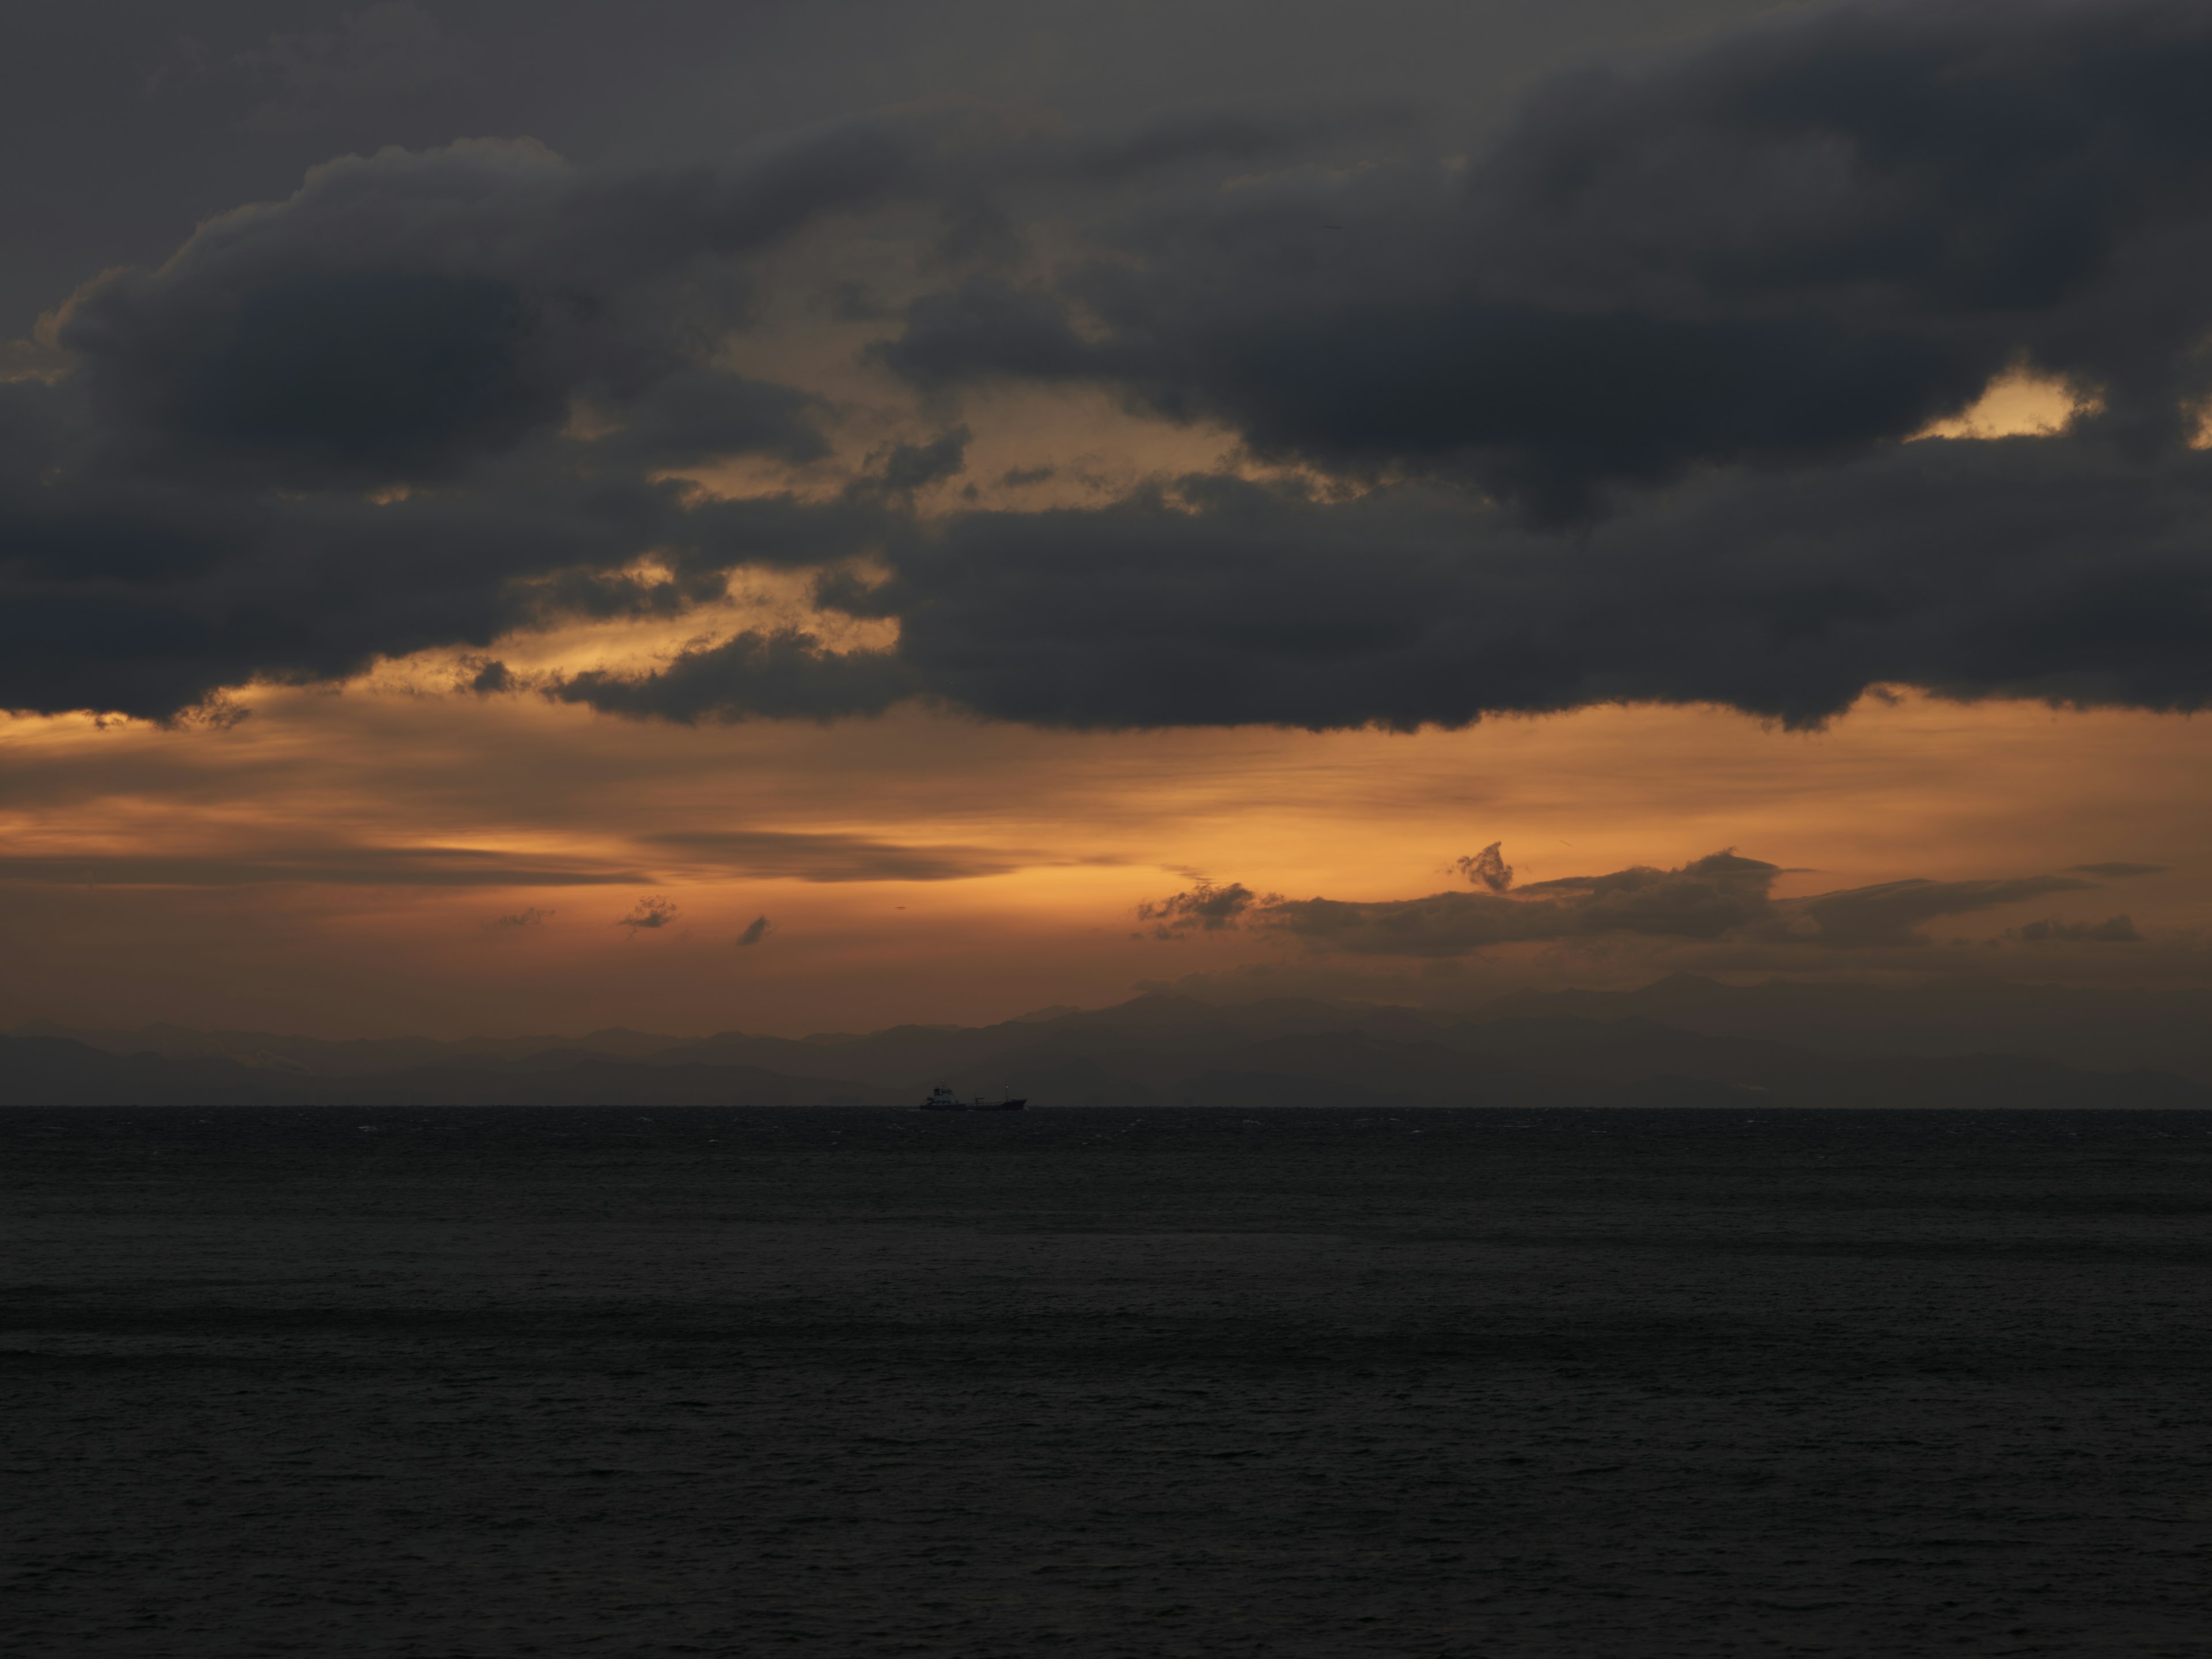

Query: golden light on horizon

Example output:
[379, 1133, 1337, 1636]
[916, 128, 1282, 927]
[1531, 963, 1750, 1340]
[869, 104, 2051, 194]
[4, 673, 2206, 1038]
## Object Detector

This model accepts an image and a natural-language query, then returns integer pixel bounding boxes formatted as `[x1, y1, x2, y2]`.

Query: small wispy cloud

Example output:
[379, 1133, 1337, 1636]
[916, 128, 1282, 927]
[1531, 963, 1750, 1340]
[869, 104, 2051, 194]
[483, 906, 553, 931]
[1457, 842, 1514, 893]
[736, 914, 772, 946]
[617, 896, 679, 931]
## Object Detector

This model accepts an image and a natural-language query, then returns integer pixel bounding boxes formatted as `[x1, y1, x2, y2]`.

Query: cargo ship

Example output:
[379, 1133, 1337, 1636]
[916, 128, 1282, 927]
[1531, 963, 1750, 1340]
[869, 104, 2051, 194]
[919, 1083, 1027, 1111]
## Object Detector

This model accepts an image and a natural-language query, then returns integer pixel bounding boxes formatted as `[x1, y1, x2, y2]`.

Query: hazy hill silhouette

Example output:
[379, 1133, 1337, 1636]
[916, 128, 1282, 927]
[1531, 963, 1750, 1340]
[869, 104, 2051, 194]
[0, 1036, 876, 1107]
[6, 980, 2209, 1108]
[4, 1020, 684, 1077]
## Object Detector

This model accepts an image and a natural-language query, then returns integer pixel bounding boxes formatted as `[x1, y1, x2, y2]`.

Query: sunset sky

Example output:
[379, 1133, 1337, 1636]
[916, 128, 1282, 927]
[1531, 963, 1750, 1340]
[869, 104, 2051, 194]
[6, 0, 2211, 1038]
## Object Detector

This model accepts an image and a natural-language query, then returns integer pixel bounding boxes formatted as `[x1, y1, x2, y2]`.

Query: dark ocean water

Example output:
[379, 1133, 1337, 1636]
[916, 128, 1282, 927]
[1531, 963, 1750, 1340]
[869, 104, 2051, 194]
[2, 1107, 2208, 1658]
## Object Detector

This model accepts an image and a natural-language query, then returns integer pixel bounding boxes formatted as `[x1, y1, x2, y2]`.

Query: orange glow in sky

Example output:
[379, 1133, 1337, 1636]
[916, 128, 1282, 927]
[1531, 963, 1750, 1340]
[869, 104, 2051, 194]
[3, 679, 2205, 1037]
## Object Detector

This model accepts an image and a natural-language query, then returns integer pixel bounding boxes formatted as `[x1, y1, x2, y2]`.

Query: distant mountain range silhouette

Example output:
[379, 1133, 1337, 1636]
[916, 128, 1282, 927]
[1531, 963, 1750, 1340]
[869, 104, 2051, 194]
[6, 978, 2210, 1108]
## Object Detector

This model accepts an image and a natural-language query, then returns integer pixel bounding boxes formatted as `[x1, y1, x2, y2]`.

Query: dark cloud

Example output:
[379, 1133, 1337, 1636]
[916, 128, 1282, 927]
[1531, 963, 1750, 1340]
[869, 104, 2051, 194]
[467, 658, 516, 695]
[2, 1, 1775, 336]
[78, 267, 555, 485]
[865, 427, 970, 500]
[585, 371, 829, 470]
[1059, 109, 1408, 186]
[881, 0, 2212, 515]
[2009, 914, 2142, 944]
[643, 828, 1025, 882]
[1264, 851, 1777, 956]
[569, 425, 2212, 730]
[2070, 862, 2169, 878]
[616, 895, 679, 930]
[825, 445, 2212, 729]
[1249, 849, 2106, 957]
[16, 1, 2212, 735]
[1788, 875, 2092, 950]
[238, 3, 467, 135]
[548, 629, 912, 724]
[1138, 881, 1257, 935]
[59, 130, 903, 490]
[0, 457, 699, 717]
[0, 127, 913, 718]
[736, 914, 771, 946]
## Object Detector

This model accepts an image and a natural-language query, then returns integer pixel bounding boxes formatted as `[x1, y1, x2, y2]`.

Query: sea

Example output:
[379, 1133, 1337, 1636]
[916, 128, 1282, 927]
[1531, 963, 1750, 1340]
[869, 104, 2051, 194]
[3, 1106, 2207, 1658]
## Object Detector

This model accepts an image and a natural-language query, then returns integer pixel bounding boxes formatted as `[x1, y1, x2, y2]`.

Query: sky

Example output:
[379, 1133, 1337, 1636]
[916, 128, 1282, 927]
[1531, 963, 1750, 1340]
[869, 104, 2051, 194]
[5, 0, 2211, 1038]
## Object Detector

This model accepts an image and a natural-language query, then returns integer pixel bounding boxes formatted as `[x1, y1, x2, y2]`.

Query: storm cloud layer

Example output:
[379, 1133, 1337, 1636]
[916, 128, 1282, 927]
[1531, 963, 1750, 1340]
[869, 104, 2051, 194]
[12, 0, 2212, 728]
[1, 126, 920, 717]
[884, 0, 2212, 507]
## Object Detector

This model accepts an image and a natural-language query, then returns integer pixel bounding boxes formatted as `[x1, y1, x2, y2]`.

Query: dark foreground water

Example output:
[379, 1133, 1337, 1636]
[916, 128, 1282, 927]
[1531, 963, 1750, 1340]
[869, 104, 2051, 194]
[2, 1108, 2208, 1658]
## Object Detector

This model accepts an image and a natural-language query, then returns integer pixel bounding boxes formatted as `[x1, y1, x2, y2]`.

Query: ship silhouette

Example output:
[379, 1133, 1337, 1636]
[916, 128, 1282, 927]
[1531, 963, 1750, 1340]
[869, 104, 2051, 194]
[918, 1082, 1026, 1111]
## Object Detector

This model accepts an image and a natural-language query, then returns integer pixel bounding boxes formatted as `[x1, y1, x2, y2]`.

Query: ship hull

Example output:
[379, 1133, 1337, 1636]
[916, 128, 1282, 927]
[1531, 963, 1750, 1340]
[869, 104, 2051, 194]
[918, 1099, 1027, 1111]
